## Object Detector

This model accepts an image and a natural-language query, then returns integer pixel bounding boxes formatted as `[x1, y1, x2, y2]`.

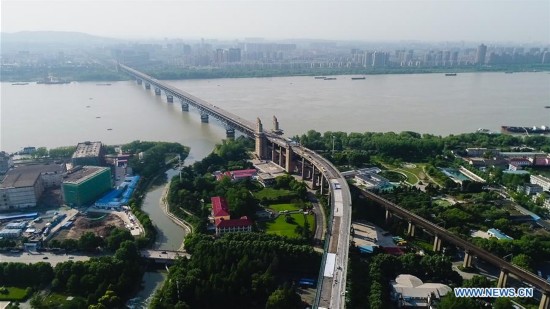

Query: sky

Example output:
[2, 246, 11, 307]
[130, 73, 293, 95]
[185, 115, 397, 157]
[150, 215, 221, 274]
[1, 0, 550, 43]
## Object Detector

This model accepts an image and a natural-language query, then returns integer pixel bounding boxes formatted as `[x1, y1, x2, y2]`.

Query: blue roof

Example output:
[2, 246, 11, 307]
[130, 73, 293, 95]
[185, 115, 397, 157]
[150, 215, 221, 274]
[487, 228, 513, 240]
[0, 213, 38, 221]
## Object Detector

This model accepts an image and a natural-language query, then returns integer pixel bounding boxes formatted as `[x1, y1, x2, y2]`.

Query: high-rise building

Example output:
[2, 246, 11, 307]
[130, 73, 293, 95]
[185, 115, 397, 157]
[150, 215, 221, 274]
[72, 141, 105, 166]
[0, 152, 13, 174]
[228, 48, 241, 62]
[62, 166, 112, 207]
[476, 44, 487, 65]
[372, 51, 387, 67]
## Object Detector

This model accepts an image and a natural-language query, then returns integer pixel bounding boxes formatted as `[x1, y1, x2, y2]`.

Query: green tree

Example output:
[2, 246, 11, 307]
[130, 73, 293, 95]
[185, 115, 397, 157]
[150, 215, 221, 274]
[265, 286, 302, 309]
[438, 293, 481, 309]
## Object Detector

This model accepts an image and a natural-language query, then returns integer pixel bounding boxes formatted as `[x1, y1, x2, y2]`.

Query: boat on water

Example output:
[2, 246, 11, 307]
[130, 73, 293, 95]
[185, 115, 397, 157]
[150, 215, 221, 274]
[11, 82, 29, 85]
[505, 71, 515, 74]
[314, 76, 327, 79]
[324, 77, 337, 80]
[351, 77, 366, 80]
[545, 106, 550, 109]
[445, 73, 457, 76]
[501, 125, 550, 135]
[96, 83, 112, 86]
[37, 75, 70, 84]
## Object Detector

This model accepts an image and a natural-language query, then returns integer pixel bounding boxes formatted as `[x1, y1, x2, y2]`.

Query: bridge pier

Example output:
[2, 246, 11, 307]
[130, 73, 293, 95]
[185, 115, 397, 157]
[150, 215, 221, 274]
[181, 101, 189, 111]
[301, 157, 306, 178]
[200, 113, 209, 123]
[145, 83, 151, 89]
[407, 222, 416, 237]
[462, 251, 473, 268]
[167, 95, 174, 103]
[320, 175, 325, 195]
[285, 147, 294, 172]
[433, 235, 442, 252]
[271, 143, 276, 162]
[255, 118, 267, 159]
[385, 209, 392, 223]
[155, 88, 161, 95]
[137, 79, 142, 85]
[497, 269, 509, 288]
[540, 292, 550, 309]
[226, 128, 235, 139]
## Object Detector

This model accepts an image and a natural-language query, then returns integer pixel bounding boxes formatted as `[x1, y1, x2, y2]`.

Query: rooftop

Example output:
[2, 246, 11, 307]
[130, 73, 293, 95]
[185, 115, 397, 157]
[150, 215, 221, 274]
[211, 196, 230, 218]
[0, 164, 65, 189]
[391, 274, 452, 302]
[63, 166, 110, 184]
[215, 216, 252, 228]
[72, 141, 103, 158]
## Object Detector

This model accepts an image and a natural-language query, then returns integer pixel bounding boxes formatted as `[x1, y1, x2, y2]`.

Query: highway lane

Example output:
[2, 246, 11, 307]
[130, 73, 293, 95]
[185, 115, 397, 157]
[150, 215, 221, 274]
[0, 251, 90, 266]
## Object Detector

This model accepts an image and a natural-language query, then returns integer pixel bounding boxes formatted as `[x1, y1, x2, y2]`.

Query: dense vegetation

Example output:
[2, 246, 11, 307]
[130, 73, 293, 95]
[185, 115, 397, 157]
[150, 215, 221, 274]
[150, 233, 320, 308]
[123, 140, 189, 180]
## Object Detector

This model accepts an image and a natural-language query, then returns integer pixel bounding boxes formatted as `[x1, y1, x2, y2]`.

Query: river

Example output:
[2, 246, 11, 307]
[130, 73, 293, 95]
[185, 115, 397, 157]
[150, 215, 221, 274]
[1, 71, 549, 306]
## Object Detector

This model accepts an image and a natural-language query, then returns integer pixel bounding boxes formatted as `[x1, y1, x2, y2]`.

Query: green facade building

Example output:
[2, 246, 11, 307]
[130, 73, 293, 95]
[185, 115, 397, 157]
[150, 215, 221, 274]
[62, 166, 111, 207]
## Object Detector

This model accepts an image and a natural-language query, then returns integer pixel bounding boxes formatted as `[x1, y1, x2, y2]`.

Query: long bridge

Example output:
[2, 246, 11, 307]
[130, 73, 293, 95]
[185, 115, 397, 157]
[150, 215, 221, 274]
[361, 189, 550, 309]
[119, 64, 351, 309]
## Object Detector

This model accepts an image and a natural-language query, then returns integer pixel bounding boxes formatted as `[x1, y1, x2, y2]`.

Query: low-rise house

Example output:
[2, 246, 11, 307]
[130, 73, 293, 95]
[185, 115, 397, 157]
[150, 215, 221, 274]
[211, 196, 230, 221]
[487, 228, 513, 240]
[215, 216, 253, 235]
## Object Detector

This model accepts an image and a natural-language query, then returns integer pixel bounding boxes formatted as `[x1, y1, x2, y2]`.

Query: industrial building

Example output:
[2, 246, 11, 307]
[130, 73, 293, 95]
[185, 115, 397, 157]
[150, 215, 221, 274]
[62, 166, 111, 207]
[0, 164, 66, 211]
[71, 141, 106, 166]
[390, 274, 451, 308]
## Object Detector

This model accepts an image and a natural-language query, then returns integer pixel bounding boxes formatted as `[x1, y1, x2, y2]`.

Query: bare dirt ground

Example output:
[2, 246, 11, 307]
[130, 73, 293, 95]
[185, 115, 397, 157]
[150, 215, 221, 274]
[53, 213, 125, 241]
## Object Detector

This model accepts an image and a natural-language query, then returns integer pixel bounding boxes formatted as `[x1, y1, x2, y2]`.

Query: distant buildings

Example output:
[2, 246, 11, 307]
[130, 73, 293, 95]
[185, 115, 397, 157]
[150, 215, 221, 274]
[476, 44, 487, 65]
[62, 166, 111, 207]
[530, 175, 550, 191]
[71, 141, 105, 166]
[0, 164, 66, 210]
[354, 167, 391, 190]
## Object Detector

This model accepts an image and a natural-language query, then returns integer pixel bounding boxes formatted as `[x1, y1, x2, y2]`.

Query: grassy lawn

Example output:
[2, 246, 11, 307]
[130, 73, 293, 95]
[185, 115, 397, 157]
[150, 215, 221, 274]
[42, 293, 85, 306]
[255, 188, 295, 200]
[392, 168, 419, 185]
[268, 203, 302, 212]
[0, 287, 29, 301]
[410, 239, 435, 253]
[263, 213, 314, 238]
[433, 199, 452, 207]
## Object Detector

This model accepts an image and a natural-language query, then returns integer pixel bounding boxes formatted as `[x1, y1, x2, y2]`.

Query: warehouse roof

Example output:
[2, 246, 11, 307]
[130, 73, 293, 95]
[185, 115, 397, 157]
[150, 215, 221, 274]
[0, 164, 65, 189]
[72, 141, 102, 158]
[63, 166, 110, 184]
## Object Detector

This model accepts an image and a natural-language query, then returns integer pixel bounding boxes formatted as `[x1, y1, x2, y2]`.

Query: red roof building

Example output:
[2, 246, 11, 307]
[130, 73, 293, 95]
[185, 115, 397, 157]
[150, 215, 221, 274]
[211, 196, 230, 220]
[215, 216, 253, 235]
[231, 169, 257, 180]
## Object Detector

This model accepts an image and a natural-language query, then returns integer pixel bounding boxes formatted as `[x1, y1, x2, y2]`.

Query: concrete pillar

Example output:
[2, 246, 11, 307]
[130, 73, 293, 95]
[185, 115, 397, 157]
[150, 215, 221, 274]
[137, 79, 142, 85]
[312, 166, 317, 188]
[433, 235, 442, 252]
[181, 102, 189, 111]
[271, 142, 276, 162]
[167, 95, 174, 103]
[407, 222, 416, 237]
[285, 147, 293, 173]
[497, 269, 509, 288]
[255, 118, 267, 159]
[155, 88, 161, 95]
[301, 157, 305, 178]
[226, 128, 235, 139]
[539, 293, 550, 309]
[320, 175, 325, 195]
[385, 209, 392, 223]
[200, 113, 209, 123]
[145, 83, 151, 89]
[462, 252, 473, 268]
[278, 147, 283, 167]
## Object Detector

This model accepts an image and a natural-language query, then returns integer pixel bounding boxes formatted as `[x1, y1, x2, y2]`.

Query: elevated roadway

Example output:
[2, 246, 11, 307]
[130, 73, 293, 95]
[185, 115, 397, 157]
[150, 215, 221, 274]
[361, 189, 550, 296]
[119, 64, 352, 308]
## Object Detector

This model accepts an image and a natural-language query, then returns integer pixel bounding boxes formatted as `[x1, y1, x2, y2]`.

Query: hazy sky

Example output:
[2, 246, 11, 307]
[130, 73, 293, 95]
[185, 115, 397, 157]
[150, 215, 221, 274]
[2, 0, 549, 43]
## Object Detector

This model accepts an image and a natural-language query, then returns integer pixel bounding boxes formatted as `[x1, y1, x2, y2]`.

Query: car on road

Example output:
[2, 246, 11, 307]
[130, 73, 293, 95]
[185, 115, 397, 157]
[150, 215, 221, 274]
[42, 256, 48, 260]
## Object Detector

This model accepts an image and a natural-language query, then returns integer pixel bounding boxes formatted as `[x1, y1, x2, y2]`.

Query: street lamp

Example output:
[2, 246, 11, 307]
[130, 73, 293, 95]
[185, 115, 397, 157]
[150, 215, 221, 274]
[503, 253, 513, 261]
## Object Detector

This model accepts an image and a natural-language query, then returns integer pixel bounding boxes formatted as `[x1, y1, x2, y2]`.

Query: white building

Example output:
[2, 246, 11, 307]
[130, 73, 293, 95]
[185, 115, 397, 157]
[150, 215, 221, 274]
[0, 152, 13, 174]
[391, 274, 451, 308]
[0, 164, 65, 211]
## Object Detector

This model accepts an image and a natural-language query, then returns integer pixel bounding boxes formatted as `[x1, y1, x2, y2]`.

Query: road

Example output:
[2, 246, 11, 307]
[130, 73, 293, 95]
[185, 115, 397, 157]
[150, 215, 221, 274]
[0, 251, 90, 266]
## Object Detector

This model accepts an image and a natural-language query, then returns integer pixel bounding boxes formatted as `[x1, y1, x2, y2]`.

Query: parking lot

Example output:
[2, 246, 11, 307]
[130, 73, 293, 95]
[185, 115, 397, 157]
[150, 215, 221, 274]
[351, 221, 396, 247]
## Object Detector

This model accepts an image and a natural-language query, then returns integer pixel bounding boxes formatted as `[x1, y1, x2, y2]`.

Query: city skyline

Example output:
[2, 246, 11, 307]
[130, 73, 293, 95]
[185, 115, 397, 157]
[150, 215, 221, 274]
[1, 0, 549, 44]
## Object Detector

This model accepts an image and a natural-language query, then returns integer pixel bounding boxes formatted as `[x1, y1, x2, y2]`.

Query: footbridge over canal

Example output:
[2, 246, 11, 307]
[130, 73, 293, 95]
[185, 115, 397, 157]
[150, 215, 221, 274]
[140, 250, 189, 265]
[120, 64, 351, 309]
